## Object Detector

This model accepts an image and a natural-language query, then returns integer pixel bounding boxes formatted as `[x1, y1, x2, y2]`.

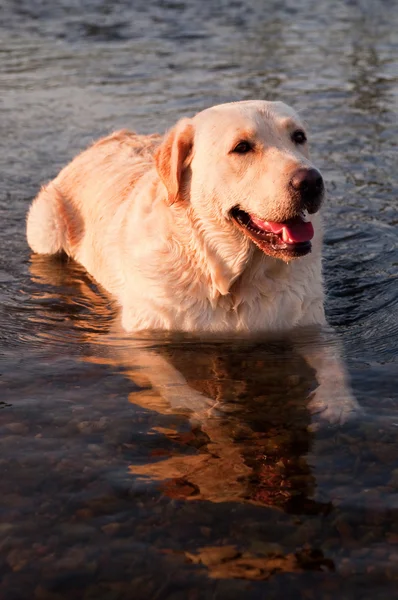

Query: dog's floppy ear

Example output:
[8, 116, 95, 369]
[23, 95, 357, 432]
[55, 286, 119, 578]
[154, 118, 194, 205]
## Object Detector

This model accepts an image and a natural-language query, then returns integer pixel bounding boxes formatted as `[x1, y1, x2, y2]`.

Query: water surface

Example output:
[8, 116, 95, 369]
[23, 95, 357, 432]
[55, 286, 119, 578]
[1, 0, 398, 598]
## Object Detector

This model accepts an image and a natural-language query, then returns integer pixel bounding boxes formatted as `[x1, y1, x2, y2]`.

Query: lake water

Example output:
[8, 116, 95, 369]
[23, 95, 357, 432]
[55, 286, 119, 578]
[1, 0, 398, 598]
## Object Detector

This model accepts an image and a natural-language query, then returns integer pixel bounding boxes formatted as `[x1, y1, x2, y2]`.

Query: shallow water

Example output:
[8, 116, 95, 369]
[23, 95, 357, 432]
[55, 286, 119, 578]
[1, 0, 398, 598]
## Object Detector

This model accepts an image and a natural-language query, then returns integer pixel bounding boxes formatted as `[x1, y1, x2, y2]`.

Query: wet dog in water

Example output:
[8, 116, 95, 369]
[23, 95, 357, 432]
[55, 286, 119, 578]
[26, 100, 361, 423]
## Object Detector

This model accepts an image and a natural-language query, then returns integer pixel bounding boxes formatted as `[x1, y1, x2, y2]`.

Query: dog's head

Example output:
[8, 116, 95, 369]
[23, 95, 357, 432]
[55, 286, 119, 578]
[155, 100, 324, 263]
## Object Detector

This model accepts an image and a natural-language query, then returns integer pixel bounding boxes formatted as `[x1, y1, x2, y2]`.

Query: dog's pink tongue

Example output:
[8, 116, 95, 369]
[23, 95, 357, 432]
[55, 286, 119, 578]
[250, 215, 314, 243]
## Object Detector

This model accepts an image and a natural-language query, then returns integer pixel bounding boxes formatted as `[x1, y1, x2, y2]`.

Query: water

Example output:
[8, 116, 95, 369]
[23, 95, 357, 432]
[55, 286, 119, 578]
[1, 0, 398, 597]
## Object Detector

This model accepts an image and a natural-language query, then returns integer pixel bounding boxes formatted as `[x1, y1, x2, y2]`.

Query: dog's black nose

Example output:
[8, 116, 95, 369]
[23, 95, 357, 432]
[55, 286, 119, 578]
[289, 168, 324, 213]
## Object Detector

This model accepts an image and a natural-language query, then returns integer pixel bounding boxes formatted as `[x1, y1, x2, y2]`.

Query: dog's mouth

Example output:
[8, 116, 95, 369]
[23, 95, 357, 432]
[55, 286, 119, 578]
[230, 207, 314, 259]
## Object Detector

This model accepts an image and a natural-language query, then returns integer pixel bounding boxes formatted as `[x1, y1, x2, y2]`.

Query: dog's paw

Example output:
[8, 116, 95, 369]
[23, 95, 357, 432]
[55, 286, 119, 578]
[308, 385, 364, 428]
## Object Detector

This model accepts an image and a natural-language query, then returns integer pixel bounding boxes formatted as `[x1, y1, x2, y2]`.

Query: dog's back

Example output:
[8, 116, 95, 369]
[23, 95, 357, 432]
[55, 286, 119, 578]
[26, 130, 160, 257]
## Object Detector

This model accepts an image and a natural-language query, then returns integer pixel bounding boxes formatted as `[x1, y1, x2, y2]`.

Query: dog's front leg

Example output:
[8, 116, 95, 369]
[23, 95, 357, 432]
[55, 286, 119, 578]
[293, 318, 362, 425]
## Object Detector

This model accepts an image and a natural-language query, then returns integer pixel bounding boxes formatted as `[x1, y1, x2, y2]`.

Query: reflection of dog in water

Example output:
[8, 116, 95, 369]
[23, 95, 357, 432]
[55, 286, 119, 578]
[29, 254, 334, 516]
[126, 340, 325, 511]
[29, 255, 337, 578]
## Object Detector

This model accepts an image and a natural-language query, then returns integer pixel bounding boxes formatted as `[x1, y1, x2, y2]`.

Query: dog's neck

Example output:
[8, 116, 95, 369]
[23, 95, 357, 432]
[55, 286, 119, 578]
[168, 203, 290, 306]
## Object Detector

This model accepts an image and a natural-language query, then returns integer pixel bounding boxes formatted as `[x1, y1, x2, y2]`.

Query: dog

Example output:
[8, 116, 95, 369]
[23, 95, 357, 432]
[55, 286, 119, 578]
[26, 100, 361, 423]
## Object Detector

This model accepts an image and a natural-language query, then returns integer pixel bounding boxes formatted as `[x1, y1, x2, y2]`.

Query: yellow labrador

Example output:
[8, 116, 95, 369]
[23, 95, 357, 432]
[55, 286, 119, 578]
[26, 100, 360, 423]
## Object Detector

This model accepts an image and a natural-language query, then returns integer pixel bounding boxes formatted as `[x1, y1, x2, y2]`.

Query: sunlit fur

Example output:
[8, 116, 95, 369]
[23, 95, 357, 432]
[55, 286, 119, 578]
[27, 100, 326, 333]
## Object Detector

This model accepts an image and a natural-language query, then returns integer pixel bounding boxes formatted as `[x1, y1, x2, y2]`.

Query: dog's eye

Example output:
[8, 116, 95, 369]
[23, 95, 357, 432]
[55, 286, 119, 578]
[232, 141, 253, 154]
[292, 130, 307, 145]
